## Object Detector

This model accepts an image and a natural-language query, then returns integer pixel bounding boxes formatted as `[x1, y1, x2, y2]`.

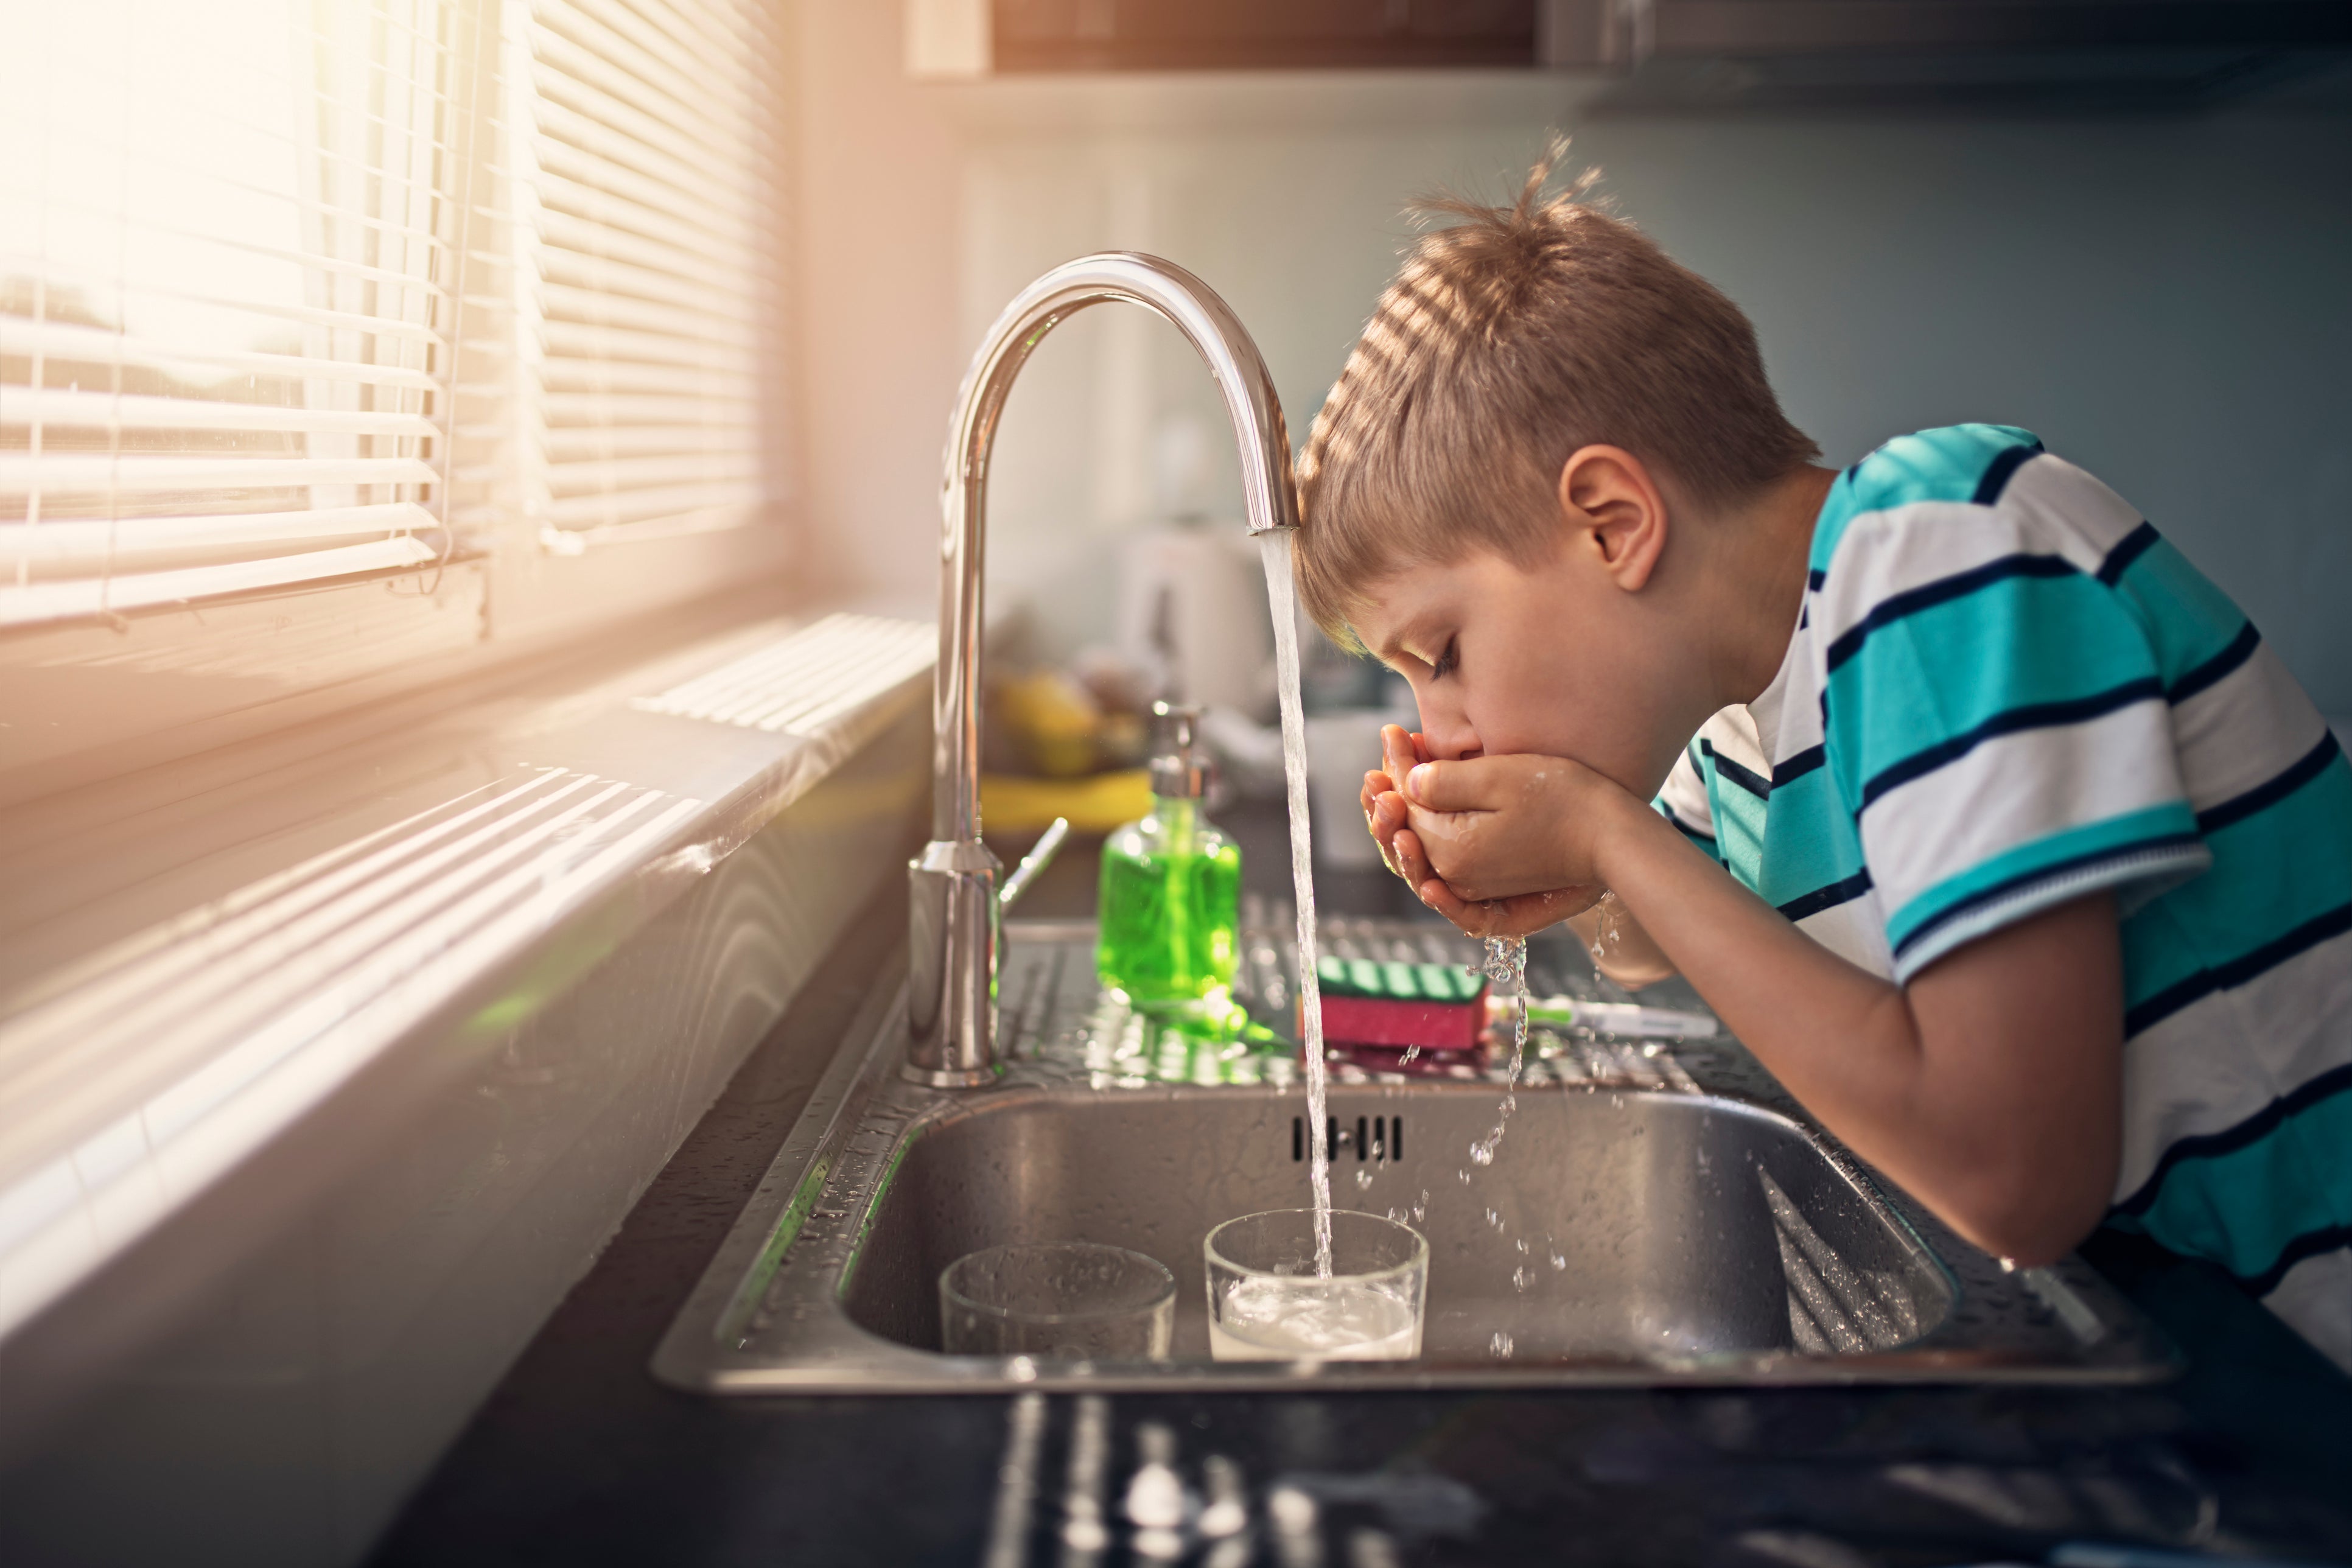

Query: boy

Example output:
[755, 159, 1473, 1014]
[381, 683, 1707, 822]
[1304, 147, 2352, 1371]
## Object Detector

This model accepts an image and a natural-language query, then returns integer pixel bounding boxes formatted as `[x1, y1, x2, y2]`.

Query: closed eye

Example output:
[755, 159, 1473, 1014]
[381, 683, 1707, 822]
[1430, 635, 1458, 681]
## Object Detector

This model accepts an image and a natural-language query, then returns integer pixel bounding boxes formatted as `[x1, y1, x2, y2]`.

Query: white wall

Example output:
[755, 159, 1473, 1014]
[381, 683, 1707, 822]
[796, 14, 2352, 709]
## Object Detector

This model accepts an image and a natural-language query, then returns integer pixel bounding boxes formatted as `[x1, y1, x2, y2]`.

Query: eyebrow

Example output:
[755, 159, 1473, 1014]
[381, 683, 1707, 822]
[1370, 611, 1440, 669]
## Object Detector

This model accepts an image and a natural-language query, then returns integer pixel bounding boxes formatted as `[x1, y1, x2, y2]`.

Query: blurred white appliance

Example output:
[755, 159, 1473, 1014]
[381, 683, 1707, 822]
[1118, 523, 1273, 716]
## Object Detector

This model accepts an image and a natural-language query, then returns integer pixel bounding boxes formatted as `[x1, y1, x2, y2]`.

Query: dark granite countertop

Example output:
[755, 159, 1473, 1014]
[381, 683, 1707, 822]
[373, 822, 2352, 1568]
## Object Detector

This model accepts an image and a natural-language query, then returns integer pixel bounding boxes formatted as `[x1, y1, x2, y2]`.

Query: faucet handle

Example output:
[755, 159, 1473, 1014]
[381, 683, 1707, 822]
[998, 816, 1071, 910]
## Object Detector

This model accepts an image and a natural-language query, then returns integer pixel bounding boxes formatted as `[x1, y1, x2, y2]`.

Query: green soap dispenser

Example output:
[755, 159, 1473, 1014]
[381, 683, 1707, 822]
[1097, 702, 1242, 1013]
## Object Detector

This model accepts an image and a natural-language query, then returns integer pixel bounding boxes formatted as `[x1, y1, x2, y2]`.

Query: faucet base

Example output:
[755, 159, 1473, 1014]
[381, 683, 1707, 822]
[900, 1062, 999, 1089]
[905, 844, 1003, 1083]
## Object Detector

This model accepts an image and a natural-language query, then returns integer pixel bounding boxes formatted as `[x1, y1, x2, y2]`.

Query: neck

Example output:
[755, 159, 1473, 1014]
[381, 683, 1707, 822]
[1709, 464, 1836, 707]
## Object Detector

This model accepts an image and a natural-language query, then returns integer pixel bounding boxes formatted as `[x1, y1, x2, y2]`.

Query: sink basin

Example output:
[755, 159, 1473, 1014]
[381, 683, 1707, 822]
[655, 921, 2175, 1392]
[842, 1088, 1945, 1363]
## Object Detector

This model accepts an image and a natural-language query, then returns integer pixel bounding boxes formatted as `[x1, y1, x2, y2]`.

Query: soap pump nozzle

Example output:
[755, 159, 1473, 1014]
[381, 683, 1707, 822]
[1147, 701, 1212, 801]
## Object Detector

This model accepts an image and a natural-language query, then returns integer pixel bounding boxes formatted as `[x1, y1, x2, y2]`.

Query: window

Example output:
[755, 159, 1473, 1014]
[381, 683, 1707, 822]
[0, 0, 465, 628]
[501, 0, 788, 553]
[0, 0, 794, 794]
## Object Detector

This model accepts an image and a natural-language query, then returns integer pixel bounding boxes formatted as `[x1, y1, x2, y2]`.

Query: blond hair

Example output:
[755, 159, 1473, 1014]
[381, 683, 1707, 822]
[1293, 139, 1818, 648]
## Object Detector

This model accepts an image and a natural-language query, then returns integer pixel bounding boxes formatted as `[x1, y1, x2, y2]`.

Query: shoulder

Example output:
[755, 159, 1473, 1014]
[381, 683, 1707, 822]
[1835, 424, 2043, 519]
[1809, 425, 2149, 600]
[1810, 425, 2040, 570]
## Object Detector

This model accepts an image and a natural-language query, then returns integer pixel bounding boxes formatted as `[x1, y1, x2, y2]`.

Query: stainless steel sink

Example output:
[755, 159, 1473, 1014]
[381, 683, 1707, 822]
[654, 920, 2175, 1392]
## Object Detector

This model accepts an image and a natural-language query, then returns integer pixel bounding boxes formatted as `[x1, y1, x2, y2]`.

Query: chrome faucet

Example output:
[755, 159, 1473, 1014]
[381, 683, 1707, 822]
[906, 253, 1300, 1085]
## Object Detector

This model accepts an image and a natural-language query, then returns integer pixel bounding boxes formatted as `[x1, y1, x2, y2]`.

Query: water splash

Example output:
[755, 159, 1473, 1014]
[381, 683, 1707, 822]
[1587, 891, 1625, 965]
[1468, 934, 1530, 1166]
[1259, 534, 1332, 1277]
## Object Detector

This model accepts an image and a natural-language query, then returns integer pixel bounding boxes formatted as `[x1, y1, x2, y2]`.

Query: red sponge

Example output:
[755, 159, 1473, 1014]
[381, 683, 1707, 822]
[1301, 954, 1489, 1071]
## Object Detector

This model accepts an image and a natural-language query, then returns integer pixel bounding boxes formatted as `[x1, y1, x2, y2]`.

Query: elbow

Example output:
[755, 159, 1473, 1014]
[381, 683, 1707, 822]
[1938, 1168, 2111, 1269]
[1597, 953, 1677, 991]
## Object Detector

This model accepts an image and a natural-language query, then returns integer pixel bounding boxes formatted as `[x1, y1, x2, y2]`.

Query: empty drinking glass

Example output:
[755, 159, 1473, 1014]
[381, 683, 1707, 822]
[1205, 1210, 1427, 1361]
[939, 1242, 1175, 1359]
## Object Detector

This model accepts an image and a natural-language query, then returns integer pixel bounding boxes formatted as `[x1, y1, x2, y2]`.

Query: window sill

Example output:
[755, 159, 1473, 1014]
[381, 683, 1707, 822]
[0, 589, 933, 1434]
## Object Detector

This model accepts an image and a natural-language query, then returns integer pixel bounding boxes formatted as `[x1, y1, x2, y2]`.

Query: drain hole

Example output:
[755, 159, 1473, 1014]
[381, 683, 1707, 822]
[1290, 1116, 1404, 1163]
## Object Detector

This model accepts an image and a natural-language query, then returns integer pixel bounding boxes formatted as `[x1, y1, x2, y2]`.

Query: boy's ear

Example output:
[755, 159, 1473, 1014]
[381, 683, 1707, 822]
[1558, 445, 1668, 592]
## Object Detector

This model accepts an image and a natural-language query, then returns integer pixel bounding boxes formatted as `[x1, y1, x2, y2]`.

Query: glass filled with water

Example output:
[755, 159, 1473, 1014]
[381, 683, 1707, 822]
[1204, 1209, 1427, 1361]
[939, 1242, 1175, 1359]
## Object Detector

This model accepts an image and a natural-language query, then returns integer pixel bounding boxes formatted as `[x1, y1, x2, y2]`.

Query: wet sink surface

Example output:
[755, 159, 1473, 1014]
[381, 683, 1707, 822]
[654, 922, 2174, 1393]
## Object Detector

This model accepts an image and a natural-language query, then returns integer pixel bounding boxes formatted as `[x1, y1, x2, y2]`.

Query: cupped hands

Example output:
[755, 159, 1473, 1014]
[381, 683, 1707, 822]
[1357, 723, 1629, 939]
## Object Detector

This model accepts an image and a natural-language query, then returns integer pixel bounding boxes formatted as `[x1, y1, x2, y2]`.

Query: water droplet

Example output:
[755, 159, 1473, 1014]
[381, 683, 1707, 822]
[1550, 1251, 1567, 1271]
[1484, 1206, 1504, 1230]
[1512, 1266, 1531, 1292]
[1489, 1330, 1514, 1359]
[1516, 1238, 1530, 1254]
[1353, 1167, 1374, 1191]
[1468, 1142, 1494, 1166]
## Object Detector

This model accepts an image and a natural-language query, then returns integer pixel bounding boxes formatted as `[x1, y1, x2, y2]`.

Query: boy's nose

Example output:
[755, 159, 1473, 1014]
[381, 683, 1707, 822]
[1420, 717, 1483, 763]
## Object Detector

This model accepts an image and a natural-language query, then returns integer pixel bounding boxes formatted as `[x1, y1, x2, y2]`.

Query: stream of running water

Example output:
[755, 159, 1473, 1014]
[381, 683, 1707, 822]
[1258, 533, 1333, 1278]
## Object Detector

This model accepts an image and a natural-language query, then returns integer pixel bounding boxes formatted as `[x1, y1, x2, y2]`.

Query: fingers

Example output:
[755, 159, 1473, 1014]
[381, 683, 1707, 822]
[1361, 771, 1410, 879]
[1399, 757, 1499, 814]
[1389, 823, 1420, 878]
[1379, 725, 1415, 791]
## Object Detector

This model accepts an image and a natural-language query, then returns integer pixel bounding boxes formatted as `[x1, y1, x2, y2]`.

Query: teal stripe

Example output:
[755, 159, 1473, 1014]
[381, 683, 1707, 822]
[2128, 1085, 2352, 1283]
[2109, 536, 2250, 688]
[1886, 802, 2202, 957]
[1653, 796, 1726, 866]
[1811, 424, 2042, 573]
[2123, 755, 2352, 1011]
[1702, 755, 1769, 894]
[1824, 572, 2161, 807]
[1755, 772, 1867, 911]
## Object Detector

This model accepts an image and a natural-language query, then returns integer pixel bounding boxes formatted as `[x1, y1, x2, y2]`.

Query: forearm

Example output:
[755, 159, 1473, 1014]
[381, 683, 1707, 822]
[1587, 794, 2115, 1263]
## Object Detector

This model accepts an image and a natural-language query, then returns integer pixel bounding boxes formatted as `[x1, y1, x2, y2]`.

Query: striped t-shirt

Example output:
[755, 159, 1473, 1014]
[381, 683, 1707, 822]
[1656, 424, 2352, 1370]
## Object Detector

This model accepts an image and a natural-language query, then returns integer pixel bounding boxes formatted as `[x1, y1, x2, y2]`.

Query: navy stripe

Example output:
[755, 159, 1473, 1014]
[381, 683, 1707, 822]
[2116, 1060, 2352, 1217]
[1970, 440, 2043, 506]
[2196, 730, 2340, 837]
[1891, 831, 2203, 963]
[2126, 897, 2352, 1038]
[2095, 520, 2160, 587]
[1666, 815, 1718, 852]
[1699, 740, 1771, 800]
[1659, 800, 1714, 839]
[1807, 567, 1826, 590]
[2245, 1224, 2352, 1298]
[1824, 553, 2079, 674]
[2167, 620, 2260, 705]
[1859, 677, 2166, 810]
[1771, 745, 1825, 788]
[1777, 869, 1874, 923]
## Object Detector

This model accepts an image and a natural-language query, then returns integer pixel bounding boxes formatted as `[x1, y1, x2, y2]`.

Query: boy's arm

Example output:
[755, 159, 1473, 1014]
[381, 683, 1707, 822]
[1395, 760, 2123, 1266]
[1591, 791, 2123, 1265]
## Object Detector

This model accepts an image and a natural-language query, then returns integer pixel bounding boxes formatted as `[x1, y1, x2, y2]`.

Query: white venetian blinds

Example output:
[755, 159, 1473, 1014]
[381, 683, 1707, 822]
[505, 0, 786, 550]
[0, 0, 474, 628]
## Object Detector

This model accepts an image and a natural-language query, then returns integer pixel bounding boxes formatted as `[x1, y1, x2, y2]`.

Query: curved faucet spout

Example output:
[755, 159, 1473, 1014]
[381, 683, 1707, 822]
[907, 253, 1300, 1086]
